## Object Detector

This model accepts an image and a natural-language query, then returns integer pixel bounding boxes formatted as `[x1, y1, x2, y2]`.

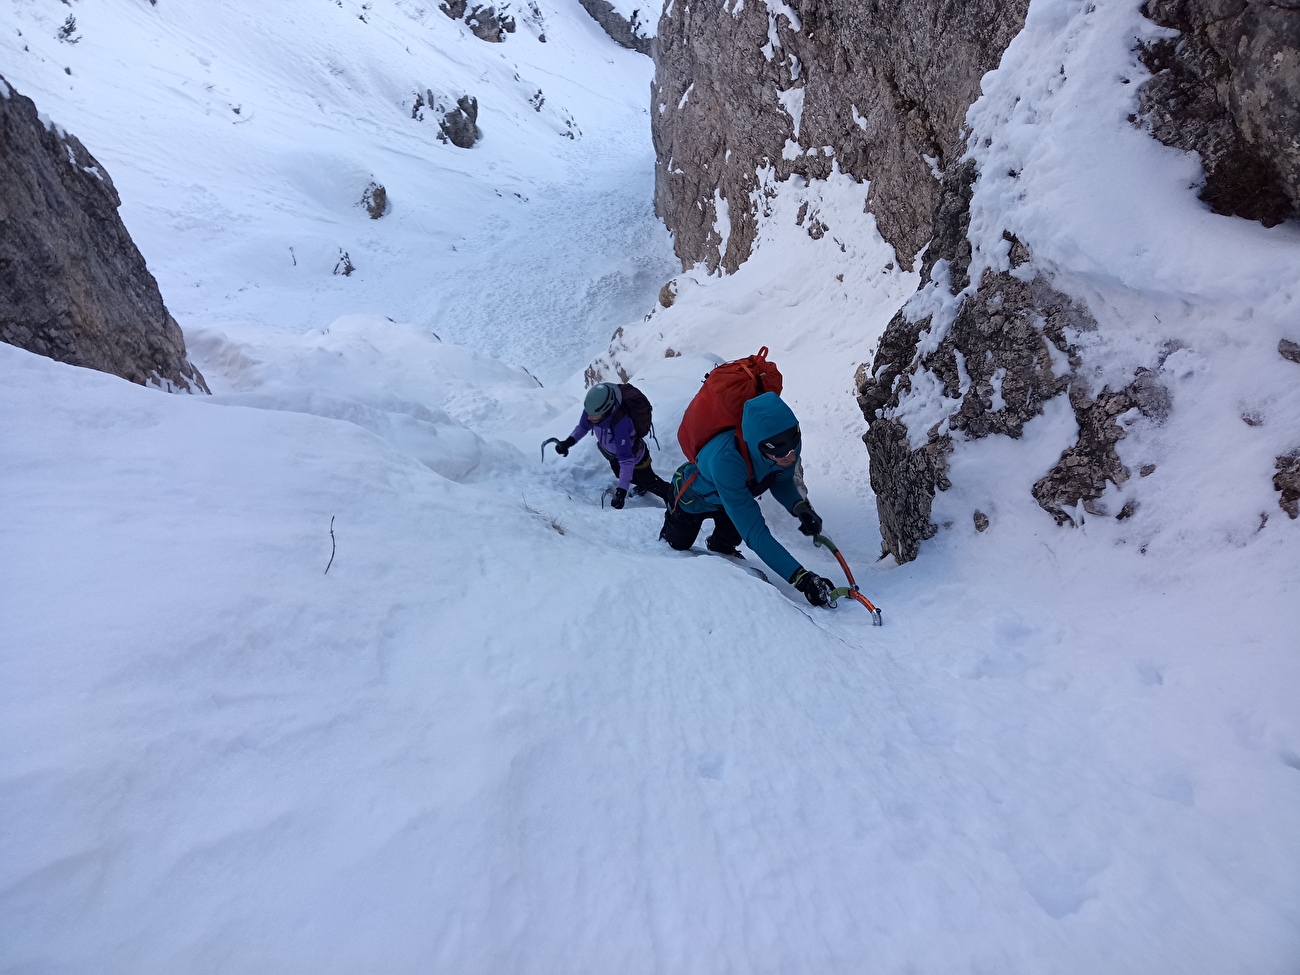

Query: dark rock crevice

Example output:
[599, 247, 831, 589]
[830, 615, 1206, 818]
[0, 77, 207, 392]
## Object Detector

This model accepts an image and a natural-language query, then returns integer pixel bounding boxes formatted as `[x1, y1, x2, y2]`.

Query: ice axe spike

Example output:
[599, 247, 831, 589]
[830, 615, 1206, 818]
[815, 533, 883, 625]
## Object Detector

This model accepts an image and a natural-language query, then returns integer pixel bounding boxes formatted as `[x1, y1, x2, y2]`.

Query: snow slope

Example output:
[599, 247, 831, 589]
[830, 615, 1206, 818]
[2, 0, 674, 381]
[4, 319, 1298, 972]
[2, 0, 1299, 972]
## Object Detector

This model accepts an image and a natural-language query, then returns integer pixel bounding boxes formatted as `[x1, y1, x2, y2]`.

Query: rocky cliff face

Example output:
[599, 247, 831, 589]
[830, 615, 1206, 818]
[0, 77, 207, 392]
[652, 0, 1030, 274]
[1139, 0, 1300, 226]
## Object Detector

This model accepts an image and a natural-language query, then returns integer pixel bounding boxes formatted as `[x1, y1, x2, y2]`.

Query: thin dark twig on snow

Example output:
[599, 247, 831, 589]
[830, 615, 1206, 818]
[325, 516, 336, 574]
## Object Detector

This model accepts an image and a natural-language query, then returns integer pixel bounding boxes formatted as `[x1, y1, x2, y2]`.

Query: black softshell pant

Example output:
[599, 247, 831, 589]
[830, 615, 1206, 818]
[660, 503, 743, 554]
[599, 445, 673, 501]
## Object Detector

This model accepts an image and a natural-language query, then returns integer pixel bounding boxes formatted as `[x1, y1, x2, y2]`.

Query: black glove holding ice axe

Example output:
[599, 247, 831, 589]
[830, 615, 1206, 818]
[791, 568, 836, 606]
[792, 500, 823, 537]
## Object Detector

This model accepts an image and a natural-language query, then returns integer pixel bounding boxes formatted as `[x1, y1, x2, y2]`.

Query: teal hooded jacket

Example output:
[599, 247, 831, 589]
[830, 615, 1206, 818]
[673, 391, 807, 581]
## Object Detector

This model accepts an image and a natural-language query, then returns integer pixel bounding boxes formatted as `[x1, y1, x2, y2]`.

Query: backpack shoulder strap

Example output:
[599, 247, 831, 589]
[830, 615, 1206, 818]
[733, 427, 757, 488]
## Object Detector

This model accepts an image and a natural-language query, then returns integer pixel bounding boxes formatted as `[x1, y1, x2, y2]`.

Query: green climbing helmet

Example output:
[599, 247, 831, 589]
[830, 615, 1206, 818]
[584, 383, 619, 417]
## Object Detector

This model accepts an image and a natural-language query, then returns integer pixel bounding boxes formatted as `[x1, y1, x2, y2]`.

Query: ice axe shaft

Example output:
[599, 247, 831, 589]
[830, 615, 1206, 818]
[814, 533, 883, 625]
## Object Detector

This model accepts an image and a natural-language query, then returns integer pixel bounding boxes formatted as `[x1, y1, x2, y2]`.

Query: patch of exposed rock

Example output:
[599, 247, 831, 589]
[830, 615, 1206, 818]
[1138, 0, 1300, 226]
[578, 0, 653, 55]
[361, 181, 388, 219]
[1030, 369, 1169, 526]
[441, 0, 517, 41]
[652, 0, 1030, 273]
[440, 96, 480, 148]
[0, 77, 206, 392]
[1275, 453, 1300, 519]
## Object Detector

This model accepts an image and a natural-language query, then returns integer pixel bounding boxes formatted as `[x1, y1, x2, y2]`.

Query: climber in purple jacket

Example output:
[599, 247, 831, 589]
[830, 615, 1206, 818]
[553, 383, 674, 509]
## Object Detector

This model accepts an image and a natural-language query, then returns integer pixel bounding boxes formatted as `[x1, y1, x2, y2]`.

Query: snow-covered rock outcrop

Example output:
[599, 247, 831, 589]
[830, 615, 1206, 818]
[0, 77, 207, 392]
[578, 0, 656, 55]
[855, 0, 1300, 561]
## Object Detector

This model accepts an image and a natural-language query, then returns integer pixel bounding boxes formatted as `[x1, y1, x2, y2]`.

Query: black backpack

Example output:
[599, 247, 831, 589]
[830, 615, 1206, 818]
[617, 383, 654, 440]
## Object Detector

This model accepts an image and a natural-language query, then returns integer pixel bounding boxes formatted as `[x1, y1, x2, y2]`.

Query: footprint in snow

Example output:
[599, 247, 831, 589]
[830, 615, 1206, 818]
[1136, 661, 1164, 686]
[696, 752, 726, 780]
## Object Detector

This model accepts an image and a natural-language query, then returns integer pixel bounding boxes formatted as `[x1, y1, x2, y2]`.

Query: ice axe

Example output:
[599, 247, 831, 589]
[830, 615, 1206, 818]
[814, 533, 883, 625]
[540, 437, 561, 463]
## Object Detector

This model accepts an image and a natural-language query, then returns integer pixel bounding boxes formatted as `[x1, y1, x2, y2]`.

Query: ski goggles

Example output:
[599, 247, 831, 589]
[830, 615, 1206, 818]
[758, 424, 801, 459]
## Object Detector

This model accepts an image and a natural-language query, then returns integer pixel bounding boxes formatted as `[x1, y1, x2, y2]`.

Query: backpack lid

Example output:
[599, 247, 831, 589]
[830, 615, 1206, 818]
[676, 348, 784, 476]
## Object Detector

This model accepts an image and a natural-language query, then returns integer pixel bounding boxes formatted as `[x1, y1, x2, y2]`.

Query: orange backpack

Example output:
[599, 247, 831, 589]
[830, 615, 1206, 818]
[677, 347, 784, 486]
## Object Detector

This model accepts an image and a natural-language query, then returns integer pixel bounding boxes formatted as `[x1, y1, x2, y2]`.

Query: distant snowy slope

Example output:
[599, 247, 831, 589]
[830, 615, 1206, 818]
[2, 0, 674, 378]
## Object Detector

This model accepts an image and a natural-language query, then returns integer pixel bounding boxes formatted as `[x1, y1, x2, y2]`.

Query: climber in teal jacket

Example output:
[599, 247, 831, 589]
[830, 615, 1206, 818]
[660, 392, 838, 606]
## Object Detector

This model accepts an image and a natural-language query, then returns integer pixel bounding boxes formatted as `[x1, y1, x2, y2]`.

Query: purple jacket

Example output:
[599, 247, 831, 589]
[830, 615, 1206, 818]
[570, 409, 645, 490]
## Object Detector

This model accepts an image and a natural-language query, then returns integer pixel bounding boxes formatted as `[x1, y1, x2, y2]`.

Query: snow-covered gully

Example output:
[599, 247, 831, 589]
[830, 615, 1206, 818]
[2, 1, 1298, 973]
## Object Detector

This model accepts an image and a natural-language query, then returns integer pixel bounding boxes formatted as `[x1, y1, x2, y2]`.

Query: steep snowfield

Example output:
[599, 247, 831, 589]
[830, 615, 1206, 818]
[3, 0, 673, 380]
[2, 0, 1299, 972]
[5, 321, 1298, 972]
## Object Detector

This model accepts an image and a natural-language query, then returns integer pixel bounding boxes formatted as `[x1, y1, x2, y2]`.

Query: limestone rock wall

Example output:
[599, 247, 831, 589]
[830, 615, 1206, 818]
[0, 78, 207, 392]
[651, 0, 1030, 273]
[1139, 0, 1300, 226]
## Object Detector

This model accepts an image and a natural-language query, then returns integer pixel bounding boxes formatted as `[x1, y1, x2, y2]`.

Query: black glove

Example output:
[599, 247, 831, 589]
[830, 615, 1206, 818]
[792, 500, 822, 537]
[791, 568, 835, 607]
[610, 487, 627, 509]
[555, 437, 576, 457]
